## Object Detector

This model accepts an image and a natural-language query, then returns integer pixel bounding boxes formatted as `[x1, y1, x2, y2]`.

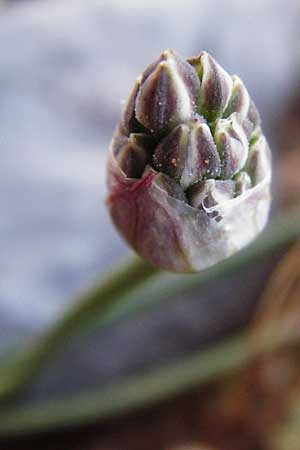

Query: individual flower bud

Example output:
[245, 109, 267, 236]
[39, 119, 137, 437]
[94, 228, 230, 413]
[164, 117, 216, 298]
[246, 135, 271, 184]
[135, 49, 200, 135]
[180, 119, 221, 188]
[188, 51, 233, 122]
[235, 171, 252, 195]
[153, 117, 220, 189]
[106, 49, 272, 272]
[114, 133, 154, 178]
[224, 75, 261, 129]
[121, 79, 143, 136]
[248, 101, 261, 130]
[224, 75, 250, 117]
[214, 113, 252, 179]
[153, 123, 190, 181]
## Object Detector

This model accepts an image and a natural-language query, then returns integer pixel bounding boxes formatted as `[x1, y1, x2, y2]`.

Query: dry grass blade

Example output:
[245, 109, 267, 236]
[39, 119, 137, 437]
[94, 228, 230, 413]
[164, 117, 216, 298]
[278, 147, 300, 208]
[166, 446, 218, 450]
[270, 389, 300, 450]
[199, 246, 300, 450]
[251, 242, 300, 351]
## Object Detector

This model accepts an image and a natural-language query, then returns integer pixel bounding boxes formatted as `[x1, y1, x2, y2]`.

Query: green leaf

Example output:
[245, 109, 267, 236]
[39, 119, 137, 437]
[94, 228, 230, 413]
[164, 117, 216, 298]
[0, 333, 253, 436]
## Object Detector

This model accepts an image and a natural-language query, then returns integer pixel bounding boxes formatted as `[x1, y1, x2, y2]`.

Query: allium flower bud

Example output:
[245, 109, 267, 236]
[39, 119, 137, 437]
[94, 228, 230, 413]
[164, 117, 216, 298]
[106, 50, 271, 272]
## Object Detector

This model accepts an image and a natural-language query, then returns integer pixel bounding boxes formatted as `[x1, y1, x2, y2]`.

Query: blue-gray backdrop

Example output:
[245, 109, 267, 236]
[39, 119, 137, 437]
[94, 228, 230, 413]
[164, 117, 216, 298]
[0, 0, 299, 403]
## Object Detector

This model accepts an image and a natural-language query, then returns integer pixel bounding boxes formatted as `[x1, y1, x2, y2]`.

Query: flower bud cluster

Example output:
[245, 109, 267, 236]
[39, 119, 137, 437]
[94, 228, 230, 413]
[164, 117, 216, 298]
[107, 50, 271, 272]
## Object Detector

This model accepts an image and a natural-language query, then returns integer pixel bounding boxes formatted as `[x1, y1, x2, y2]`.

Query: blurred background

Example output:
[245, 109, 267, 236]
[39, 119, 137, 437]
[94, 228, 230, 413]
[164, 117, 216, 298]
[1, 0, 300, 448]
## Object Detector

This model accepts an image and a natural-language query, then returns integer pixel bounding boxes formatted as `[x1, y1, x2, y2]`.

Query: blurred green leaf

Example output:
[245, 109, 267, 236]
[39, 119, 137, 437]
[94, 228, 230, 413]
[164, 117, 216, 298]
[0, 333, 253, 436]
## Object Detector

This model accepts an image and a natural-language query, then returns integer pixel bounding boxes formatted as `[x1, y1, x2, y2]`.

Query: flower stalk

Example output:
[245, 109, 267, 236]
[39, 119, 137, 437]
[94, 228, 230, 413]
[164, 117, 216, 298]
[0, 257, 159, 400]
[0, 207, 299, 403]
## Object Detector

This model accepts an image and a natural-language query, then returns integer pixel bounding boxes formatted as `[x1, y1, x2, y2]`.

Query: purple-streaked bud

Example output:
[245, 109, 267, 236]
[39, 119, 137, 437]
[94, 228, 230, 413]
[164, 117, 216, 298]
[224, 75, 250, 118]
[235, 171, 252, 195]
[224, 75, 261, 129]
[106, 49, 272, 272]
[248, 100, 261, 129]
[121, 79, 143, 136]
[153, 123, 190, 181]
[214, 113, 251, 179]
[246, 135, 271, 184]
[135, 50, 200, 135]
[113, 133, 154, 179]
[153, 117, 220, 188]
[189, 51, 233, 122]
[180, 118, 221, 188]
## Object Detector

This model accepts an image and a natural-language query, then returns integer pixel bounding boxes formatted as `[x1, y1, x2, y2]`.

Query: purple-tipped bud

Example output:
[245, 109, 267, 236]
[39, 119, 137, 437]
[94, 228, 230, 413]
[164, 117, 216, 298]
[106, 49, 272, 272]
[153, 123, 190, 181]
[246, 135, 271, 184]
[121, 79, 143, 136]
[224, 75, 250, 118]
[235, 171, 252, 195]
[180, 118, 221, 188]
[214, 113, 252, 179]
[115, 133, 153, 179]
[153, 117, 221, 189]
[135, 50, 200, 135]
[224, 75, 261, 129]
[189, 52, 233, 122]
[248, 101, 261, 130]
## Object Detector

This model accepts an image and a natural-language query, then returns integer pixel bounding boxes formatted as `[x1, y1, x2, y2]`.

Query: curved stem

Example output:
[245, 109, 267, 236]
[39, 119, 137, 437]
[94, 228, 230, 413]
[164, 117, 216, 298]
[0, 207, 299, 401]
[40, 206, 300, 344]
[0, 256, 159, 400]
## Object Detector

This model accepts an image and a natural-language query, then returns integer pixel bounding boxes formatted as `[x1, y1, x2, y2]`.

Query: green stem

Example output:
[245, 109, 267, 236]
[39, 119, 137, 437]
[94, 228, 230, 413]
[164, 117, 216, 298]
[0, 207, 299, 401]
[0, 326, 299, 436]
[0, 256, 159, 400]
[50, 206, 300, 338]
